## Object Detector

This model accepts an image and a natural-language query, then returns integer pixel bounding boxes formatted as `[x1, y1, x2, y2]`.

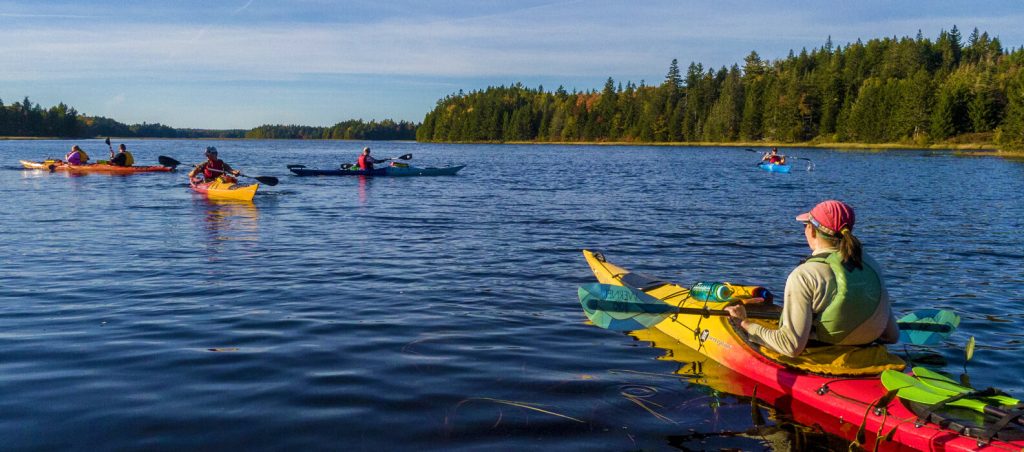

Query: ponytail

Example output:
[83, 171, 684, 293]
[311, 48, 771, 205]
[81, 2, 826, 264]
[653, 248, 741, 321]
[837, 228, 863, 270]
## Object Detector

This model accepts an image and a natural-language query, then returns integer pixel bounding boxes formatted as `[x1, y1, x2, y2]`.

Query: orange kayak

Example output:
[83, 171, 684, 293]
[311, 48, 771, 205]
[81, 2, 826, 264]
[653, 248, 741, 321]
[20, 160, 174, 174]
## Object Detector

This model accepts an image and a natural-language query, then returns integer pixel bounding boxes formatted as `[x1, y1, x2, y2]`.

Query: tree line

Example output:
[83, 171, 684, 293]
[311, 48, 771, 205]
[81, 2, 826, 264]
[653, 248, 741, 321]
[0, 97, 414, 140]
[245, 119, 417, 140]
[416, 27, 1024, 150]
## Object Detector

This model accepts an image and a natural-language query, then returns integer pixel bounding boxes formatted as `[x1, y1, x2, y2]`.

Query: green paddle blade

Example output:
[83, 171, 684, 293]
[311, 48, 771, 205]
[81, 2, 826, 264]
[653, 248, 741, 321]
[898, 309, 960, 346]
[881, 370, 992, 414]
[912, 367, 1020, 407]
[578, 283, 670, 331]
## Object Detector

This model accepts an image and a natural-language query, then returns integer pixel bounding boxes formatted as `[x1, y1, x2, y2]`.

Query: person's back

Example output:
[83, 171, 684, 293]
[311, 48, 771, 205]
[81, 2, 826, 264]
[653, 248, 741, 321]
[726, 200, 898, 358]
[356, 147, 378, 171]
[66, 145, 88, 166]
[110, 144, 134, 167]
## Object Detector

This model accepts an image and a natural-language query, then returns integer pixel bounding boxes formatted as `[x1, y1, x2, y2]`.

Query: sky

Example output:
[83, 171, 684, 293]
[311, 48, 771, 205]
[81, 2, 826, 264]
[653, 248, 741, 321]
[2, 0, 1022, 129]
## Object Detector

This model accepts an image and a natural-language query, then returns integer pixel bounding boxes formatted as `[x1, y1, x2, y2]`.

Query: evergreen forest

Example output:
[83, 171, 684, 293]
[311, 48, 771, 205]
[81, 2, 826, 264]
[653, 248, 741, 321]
[0, 97, 413, 141]
[416, 27, 1024, 150]
[245, 119, 417, 140]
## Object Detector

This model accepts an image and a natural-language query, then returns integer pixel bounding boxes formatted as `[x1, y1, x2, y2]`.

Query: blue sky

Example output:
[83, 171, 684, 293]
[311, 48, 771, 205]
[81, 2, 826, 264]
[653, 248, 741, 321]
[2, 0, 1022, 129]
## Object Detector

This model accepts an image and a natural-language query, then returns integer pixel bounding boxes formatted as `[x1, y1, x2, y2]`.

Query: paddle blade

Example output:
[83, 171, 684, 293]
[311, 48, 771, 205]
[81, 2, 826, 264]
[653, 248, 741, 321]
[254, 175, 279, 186]
[158, 155, 181, 169]
[578, 283, 669, 331]
[898, 309, 959, 346]
[286, 164, 306, 169]
[398, 153, 413, 160]
[965, 336, 976, 362]
[105, 137, 111, 146]
[340, 163, 354, 170]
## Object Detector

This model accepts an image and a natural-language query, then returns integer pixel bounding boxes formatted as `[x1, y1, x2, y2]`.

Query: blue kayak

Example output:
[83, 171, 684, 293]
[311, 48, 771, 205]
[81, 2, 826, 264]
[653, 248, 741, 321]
[758, 162, 791, 173]
[289, 164, 465, 177]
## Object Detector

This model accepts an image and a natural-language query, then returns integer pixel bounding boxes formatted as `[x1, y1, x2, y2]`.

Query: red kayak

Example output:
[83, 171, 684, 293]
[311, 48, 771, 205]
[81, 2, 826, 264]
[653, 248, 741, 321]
[583, 250, 1024, 451]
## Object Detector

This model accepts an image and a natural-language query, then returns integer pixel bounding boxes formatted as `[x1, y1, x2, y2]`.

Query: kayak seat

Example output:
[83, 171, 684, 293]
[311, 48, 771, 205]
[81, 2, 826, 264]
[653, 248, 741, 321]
[758, 341, 905, 376]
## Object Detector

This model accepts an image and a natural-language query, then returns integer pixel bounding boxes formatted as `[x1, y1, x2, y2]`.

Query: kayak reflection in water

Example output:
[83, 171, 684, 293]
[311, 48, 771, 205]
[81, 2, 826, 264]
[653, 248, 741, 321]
[725, 200, 899, 357]
[761, 147, 786, 164]
[188, 147, 240, 183]
[354, 147, 385, 170]
[109, 144, 135, 167]
[65, 145, 90, 166]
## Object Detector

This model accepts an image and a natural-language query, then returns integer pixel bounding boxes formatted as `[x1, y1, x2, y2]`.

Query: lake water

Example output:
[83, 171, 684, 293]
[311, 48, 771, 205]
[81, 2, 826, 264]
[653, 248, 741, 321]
[2, 139, 1022, 450]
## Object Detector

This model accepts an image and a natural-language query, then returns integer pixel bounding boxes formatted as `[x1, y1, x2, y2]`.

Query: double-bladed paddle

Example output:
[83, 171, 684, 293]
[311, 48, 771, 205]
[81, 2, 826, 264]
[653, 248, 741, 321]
[201, 166, 279, 186]
[578, 283, 957, 345]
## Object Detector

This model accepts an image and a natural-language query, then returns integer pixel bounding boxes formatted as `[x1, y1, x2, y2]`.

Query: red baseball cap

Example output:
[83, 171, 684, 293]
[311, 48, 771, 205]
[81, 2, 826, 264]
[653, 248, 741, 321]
[795, 200, 855, 236]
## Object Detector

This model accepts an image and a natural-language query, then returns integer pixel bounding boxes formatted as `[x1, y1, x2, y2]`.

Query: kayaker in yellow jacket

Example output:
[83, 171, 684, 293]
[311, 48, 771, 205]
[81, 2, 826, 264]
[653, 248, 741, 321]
[725, 200, 899, 357]
[65, 145, 89, 166]
[109, 144, 135, 167]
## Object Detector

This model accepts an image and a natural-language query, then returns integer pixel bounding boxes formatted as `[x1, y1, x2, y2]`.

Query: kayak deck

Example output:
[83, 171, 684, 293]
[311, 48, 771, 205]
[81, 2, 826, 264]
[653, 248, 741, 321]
[758, 162, 791, 173]
[582, 249, 1023, 451]
[189, 178, 258, 201]
[289, 165, 465, 177]
[20, 160, 174, 173]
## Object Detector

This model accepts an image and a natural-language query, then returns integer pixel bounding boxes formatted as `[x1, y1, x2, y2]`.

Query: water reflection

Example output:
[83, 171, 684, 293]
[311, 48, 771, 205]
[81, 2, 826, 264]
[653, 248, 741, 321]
[194, 198, 259, 253]
[627, 328, 843, 450]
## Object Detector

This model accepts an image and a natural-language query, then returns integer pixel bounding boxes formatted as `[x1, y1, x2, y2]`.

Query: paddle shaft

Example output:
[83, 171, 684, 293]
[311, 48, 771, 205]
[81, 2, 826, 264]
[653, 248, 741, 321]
[584, 298, 953, 333]
[584, 298, 780, 320]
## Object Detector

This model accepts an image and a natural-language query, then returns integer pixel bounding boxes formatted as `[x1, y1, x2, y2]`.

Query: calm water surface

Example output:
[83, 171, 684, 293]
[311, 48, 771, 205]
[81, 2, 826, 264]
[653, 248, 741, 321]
[1, 140, 1022, 450]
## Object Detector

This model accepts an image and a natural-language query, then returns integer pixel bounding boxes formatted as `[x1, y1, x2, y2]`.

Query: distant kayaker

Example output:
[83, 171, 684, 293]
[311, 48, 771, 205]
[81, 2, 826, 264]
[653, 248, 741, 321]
[762, 148, 785, 165]
[65, 145, 89, 166]
[356, 147, 385, 171]
[188, 147, 239, 183]
[725, 200, 899, 357]
[109, 144, 135, 167]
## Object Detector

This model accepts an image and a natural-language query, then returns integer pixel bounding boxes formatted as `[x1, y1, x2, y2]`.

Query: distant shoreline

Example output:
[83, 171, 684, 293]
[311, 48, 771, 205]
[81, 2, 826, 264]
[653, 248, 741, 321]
[4, 135, 1021, 156]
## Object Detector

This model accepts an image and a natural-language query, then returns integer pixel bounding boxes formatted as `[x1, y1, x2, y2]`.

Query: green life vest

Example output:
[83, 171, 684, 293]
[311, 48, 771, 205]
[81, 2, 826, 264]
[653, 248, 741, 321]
[806, 252, 883, 345]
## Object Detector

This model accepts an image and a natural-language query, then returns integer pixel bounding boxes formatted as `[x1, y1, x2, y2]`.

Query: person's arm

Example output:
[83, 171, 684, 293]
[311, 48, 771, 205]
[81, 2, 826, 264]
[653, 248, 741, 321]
[188, 162, 204, 178]
[876, 285, 900, 344]
[223, 162, 239, 175]
[738, 267, 818, 357]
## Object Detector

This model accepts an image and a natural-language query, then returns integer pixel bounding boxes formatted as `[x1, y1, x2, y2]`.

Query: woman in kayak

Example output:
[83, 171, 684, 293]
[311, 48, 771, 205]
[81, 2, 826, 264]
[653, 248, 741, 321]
[356, 147, 385, 170]
[65, 145, 89, 166]
[725, 200, 899, 357]
[109, 144, 135, 167]
[188, 147, 240, 183]
[761, 148, 785, 164]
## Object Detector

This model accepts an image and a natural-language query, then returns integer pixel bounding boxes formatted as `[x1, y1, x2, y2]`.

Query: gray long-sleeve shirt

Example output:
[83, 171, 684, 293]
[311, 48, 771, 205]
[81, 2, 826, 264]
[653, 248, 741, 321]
[743, 246, 900, 357]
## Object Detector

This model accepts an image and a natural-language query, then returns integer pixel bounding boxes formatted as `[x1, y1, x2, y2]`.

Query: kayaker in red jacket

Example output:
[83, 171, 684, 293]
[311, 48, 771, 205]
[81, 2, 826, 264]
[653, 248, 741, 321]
[762, 148, 785, 164]
[725, 200, 899, 357]
[356, 147, 385, 170]
[188, 147, 239, 183]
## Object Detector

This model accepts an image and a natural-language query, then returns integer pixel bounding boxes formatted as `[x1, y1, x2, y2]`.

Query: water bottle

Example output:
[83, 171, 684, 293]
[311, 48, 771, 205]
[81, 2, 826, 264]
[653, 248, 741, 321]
[690, 282, 733, 302]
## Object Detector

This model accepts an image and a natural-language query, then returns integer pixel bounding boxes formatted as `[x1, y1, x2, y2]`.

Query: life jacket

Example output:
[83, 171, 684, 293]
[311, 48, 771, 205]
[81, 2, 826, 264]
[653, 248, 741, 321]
[111, 151, 134, 167]
[768, 155, 783, 164]
[203, 159, 226, 179]
[357, 154, 372, 170]
[806, 251, 883, 345]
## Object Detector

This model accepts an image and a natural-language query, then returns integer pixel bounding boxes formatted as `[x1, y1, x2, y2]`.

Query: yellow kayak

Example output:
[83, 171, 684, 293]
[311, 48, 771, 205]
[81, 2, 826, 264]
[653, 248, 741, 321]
[189, 177, 258, 201]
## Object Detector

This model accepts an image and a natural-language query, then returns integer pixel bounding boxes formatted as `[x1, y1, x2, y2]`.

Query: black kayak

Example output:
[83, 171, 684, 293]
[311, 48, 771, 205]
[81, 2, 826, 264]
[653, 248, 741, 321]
[289, 165, 465, 177]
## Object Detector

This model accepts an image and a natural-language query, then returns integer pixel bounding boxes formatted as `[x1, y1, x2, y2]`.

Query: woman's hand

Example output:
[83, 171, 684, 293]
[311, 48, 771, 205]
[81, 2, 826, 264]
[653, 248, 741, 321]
[724, 304, 749, 331]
